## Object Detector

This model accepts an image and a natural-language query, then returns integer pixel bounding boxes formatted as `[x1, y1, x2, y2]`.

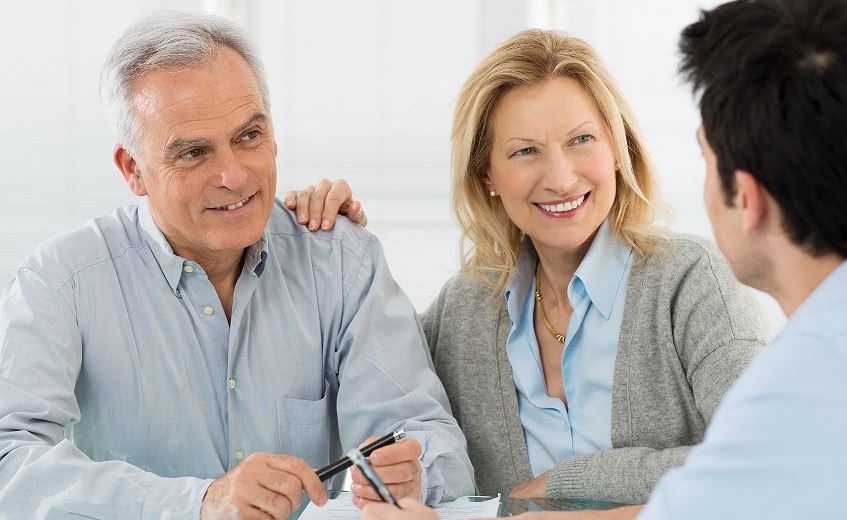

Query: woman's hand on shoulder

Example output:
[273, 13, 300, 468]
[284, 178, 367, 231]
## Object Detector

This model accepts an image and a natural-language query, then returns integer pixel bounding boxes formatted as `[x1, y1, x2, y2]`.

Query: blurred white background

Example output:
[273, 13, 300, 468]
[0, 0, 785, 331]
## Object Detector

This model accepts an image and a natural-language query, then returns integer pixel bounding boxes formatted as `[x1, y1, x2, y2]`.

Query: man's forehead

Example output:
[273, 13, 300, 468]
[131, 45, 263, 113]
[132, 74, 262, 114]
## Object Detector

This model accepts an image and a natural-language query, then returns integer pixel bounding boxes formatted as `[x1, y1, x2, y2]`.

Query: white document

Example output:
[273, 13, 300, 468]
[298, 494, 500, 519]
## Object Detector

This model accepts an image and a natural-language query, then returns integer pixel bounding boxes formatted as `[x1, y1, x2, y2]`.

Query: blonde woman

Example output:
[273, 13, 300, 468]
[288, 29, 768, 505]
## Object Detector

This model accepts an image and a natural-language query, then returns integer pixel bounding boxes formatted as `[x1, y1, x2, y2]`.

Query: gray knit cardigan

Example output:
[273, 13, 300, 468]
[420, 235, 769, 504]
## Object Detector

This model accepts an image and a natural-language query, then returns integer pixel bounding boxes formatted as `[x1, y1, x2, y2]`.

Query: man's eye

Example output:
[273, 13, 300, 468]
[179, 148, 205, 160]
[573, 134, 594, 144]
[512, 147, 537, 157]
[240, 129, 260, 142]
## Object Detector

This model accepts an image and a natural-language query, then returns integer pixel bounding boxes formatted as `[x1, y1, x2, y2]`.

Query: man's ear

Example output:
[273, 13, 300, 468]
[735, 170, 768, 233]
[113, 144, 147, 196]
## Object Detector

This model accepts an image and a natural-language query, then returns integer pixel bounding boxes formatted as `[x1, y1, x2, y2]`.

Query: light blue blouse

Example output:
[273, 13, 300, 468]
[504, 220, 633, 477]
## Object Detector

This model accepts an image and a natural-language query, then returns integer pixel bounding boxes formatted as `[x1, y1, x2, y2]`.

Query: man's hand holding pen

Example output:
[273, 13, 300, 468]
[200, 452, 328, 520]
[350, 436, 424, 509]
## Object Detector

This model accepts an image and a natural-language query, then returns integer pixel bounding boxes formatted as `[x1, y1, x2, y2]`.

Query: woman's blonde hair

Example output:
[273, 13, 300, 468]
[452, 29, 666, 295]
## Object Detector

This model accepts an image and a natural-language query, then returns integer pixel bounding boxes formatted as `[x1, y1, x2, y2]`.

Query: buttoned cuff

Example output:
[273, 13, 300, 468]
[141, 475, 214, 520]
[546, 456, 589, 500]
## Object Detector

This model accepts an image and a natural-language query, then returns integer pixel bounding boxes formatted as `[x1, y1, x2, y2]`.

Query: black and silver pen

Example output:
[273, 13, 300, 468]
[347, 448, 401, 507]
[315, 428, 406, 482]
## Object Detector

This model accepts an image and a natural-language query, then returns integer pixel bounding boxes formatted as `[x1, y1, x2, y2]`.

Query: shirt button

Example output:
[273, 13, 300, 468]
[183, 265, 194, 273]
[235, 449, 244, 461]
[228, 377, 236, 390]
[203, 305, 214, 315]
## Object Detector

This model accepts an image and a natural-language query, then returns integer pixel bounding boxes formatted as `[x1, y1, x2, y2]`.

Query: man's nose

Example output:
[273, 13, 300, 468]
[216, 147, 248, 190]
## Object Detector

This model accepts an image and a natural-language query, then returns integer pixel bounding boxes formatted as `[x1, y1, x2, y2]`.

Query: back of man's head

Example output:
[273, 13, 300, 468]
[100, 11, 270, 157]
[680, 0, 847, 258]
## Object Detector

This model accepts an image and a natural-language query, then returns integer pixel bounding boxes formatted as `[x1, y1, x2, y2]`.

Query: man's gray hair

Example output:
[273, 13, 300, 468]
[100, 11, 270, 156]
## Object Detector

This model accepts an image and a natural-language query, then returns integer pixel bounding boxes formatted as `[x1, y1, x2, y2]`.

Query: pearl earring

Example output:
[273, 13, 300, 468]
[490, 190, 497, 197]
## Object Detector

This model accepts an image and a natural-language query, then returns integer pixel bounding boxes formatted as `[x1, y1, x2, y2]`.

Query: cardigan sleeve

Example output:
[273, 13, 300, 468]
[546, 238, 770, 504]
[420, 275, 458, 359]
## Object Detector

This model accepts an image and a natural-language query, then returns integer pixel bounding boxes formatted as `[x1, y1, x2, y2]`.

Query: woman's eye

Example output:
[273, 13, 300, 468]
[240, 129, 260, 141]
[573, 134, 594, 144]
[179, 148, 205, 160]
[512, 147, 537, 157]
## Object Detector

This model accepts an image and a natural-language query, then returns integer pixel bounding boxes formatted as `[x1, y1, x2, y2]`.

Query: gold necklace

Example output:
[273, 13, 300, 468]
[535, 271, 566, 343]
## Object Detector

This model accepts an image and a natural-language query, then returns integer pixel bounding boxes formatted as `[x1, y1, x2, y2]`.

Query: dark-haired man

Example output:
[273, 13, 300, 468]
[363, 0, 847, 518]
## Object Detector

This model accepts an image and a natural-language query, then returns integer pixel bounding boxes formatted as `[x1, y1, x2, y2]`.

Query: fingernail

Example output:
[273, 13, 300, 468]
[321, 219, 330, 230]
[285, 199, 294, 207]
[350, 483, 361, 494]
[308, 219, 317, 230]
[298, 212, 306, 223]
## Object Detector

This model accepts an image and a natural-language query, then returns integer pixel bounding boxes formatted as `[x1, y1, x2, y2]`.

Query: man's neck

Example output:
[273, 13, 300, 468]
[765, 244, 844, 318]
[175, 245, 245, 322]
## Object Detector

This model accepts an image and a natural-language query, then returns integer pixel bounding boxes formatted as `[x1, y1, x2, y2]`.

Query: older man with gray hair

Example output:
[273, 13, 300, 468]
[0, 11, 473, 519]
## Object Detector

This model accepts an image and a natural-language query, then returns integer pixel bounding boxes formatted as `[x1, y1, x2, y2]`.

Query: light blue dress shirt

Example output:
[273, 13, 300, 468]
[0, 199, 473, 519]
[639, 260, 847, 520]
[504, 220, 633, 477]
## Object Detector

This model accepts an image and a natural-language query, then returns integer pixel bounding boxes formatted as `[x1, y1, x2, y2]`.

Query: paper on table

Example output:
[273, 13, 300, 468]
[298, 494, 500, 519]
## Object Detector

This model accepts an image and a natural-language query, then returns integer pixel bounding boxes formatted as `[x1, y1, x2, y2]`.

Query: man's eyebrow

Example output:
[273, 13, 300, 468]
[232, 112, 268, 138]
[164, 113, 269, 158]
[165, 137, 211, 158]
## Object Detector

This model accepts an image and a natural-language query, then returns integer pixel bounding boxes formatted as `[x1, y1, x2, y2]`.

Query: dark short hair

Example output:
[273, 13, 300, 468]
[679, 0, 847, 258]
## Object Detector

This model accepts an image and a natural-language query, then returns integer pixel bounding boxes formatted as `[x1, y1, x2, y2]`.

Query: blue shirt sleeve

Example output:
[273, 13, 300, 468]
[332, 232, 475, 503]
[637, 332, 847, 520]
[0, 266, 213, 519]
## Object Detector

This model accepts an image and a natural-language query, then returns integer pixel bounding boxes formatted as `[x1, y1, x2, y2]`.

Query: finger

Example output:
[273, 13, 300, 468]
[351, 476, 418, 502]
[258, 471, 303, 512]
[360, 497, 434, 519]
[353, 480, 418, 499]
[350, 460, 418, 484]
[367, 461, 419, 484]
[247, 485, 292, 519]
[283, 191, 297, 209]
[368, 438, 422, 466]
[346, 200, 368, 226]
[320, 179, 353, 230]
[350, 480, 381, 502]
[395, 496, 433, 512]
[266, 455, 328, 506]
[352, 494, 383, 511]
[358, 436, 380, 449]
[295, 186, 314, 225]
[307, 179, 331, 231]
[240, 506, 275, 520]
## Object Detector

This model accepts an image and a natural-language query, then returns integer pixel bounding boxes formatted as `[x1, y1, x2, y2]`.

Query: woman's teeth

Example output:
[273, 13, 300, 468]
[538, 194, 585, 213]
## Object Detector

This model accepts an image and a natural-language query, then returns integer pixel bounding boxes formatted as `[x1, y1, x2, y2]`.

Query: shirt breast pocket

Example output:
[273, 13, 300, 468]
[275, 383, 333, 470]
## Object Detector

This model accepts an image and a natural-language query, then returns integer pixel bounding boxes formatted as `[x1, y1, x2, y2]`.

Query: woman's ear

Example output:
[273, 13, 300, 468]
[484, 174, 497, 197]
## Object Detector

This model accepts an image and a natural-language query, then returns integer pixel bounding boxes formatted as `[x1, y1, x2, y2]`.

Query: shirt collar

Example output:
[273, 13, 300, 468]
[504, 219, 632, 323]
[138, 199, 184, 292]
[782, 259, 847, 335]
[137, 199, 270, 293]
[505, 240, 539, 326]
[573, 219, 633, 320]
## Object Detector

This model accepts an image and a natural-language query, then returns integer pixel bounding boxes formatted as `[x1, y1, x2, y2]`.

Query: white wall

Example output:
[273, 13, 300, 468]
[0, 0, 785, 330]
